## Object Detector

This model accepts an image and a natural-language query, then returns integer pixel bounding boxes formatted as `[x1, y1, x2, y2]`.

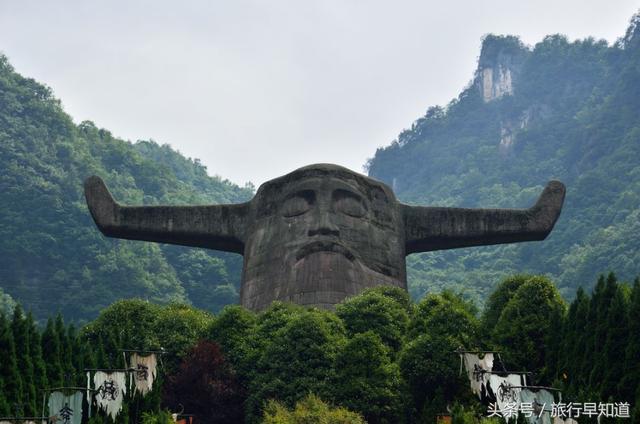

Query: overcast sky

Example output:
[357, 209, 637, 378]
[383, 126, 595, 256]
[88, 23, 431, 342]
[1, 1, 638, 186]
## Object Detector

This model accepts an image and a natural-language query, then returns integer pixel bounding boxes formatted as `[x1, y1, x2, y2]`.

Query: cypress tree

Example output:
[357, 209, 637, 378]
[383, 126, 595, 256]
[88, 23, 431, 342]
[82, 338, 97, 371]
[585, 272, 617, 393]
[567, 288, 590, 392]
[64, 324, 79, 384]
[580, 275, 604, 385]
[10, 305, 36, 415]
[81, 340, 97, 424]
[41, 318, 64, 388]
[600, 285, 628, 400]
[589, 272, 618, 390]
[68, 325, 85, 387]
[102, 330, 122, 369]
[619, 278, 640, 402]
[0, 313, 23, 416]
[27, 312, 47, 416]
[94, 333, 108, 369]
[0, 374, 9, 418]
[557, 288, 586, 386]
[54, 313, 73, 385]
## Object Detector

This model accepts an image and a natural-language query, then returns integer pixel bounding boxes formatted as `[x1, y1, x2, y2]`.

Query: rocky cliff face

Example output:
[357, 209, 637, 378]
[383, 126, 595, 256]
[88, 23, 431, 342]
[367, 27, 640, 303]
[476, 35, 528, 102]
[481, 65, 513, 102]
[474, 36, 532, 154]
[498, 104, 551, 156]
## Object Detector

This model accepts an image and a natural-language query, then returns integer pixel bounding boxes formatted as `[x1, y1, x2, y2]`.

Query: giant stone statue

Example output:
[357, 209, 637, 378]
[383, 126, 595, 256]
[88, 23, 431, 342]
[85, 163, 565, 311]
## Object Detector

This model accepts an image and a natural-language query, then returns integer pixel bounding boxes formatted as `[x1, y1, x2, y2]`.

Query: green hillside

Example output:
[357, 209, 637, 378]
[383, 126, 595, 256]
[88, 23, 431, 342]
[367, 15, 640, 302]
[2, 13, 640, 322]
[0, 55, 253, 323]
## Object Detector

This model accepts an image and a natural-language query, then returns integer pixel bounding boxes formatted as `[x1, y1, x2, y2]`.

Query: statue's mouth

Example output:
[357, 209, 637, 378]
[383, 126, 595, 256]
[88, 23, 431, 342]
[295, 240, 356, 262]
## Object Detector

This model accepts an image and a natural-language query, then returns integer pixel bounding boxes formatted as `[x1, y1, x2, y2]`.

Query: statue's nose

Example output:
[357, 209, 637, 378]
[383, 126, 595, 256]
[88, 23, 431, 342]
[308, 210, 340, 237]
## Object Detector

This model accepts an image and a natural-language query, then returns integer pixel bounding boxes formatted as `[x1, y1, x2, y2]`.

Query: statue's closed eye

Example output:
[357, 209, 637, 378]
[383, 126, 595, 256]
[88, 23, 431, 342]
[333, 190, 367, 218]
[281, 191, 314, 217]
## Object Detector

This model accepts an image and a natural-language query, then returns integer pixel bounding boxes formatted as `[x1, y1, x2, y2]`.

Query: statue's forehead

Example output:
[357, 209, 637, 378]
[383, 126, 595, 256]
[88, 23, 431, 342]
[256, 172, 394, 202]
[252, 171, 398, 223]
[282, 176, 364, 195]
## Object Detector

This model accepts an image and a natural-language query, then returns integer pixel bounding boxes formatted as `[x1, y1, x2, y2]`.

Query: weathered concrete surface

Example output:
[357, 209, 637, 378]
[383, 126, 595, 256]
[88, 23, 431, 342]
[85, 164, 565, 311]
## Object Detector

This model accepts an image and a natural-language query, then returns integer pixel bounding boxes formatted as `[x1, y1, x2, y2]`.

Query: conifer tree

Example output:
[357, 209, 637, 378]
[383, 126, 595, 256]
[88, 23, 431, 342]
[619, 278, 640, 402]
[69, 326, 87, 387]
[10, 305, 36, 415]
[41, 318, 64, 388]
[0, 374, 9, 418]
[94, 333, 108, 369]
[54, 313, 74, 384]
[564, 288, 589, 392]
[82, 338, 97, 372]
[0, 313, 23, 415]
[64, 324, 80, 384]
[581, 275, 605, 385]
[557, 288, 579, 384]
[27, 312, 47, 415]
[588, 273, 618, 389]
[600, 285, 628, 400]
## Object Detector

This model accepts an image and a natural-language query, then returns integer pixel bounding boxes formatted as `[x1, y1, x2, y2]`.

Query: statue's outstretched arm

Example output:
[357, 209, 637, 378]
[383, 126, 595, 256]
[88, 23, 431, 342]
[84, 176, 250, 254]
[402, 181, 565, 254]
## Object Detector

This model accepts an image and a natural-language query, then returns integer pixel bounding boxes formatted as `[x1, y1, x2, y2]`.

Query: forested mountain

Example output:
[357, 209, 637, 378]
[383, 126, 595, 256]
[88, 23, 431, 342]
[3, 13, 640, 323]
[0, 55, 253, 322]
[368, 14, 640, 302]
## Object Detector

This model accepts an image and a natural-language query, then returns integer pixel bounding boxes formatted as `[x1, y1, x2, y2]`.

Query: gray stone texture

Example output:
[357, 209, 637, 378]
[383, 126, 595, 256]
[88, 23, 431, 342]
[85, 164, 565, 311]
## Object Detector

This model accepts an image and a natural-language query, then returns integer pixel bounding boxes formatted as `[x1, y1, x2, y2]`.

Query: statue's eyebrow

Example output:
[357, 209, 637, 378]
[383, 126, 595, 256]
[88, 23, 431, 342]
[332, 187, 364, 202]
[326, 179, 366, 198]
[284, 178, 364, 198]
[284, 178, 322, 194]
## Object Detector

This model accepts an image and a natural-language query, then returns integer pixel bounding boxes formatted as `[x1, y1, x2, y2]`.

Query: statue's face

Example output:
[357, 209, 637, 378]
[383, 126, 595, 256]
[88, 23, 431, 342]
[241, 169, 406, 310]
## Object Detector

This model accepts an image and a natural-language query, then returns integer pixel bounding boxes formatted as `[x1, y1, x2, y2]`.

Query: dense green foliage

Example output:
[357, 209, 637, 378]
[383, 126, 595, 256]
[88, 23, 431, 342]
[0, 54, 253, 323]
[3, 13, 640, 322]
[262, 394, 365, 424]
[1, 11, 639, 423]
[490, 276, 565, 380]
[1, 273, 639, 422]
[0, 300, 212, 420]
[367, 14, 640, 303]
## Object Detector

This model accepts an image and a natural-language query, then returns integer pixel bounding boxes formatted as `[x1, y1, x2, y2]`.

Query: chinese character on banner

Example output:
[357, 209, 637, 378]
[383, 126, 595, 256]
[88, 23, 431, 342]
[98, 379, 119, 401]
[59, 403, 73, 424]
[93, 370, 127, 420]
[136, 364, 149, 380]
[129, 353, 158, 396]
[47, 391, 83, 424]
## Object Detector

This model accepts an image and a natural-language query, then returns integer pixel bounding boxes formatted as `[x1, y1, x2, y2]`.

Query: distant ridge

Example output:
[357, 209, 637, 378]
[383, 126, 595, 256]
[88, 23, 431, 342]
[367, 12, 640, 301]
[0, 55, 253, 322]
